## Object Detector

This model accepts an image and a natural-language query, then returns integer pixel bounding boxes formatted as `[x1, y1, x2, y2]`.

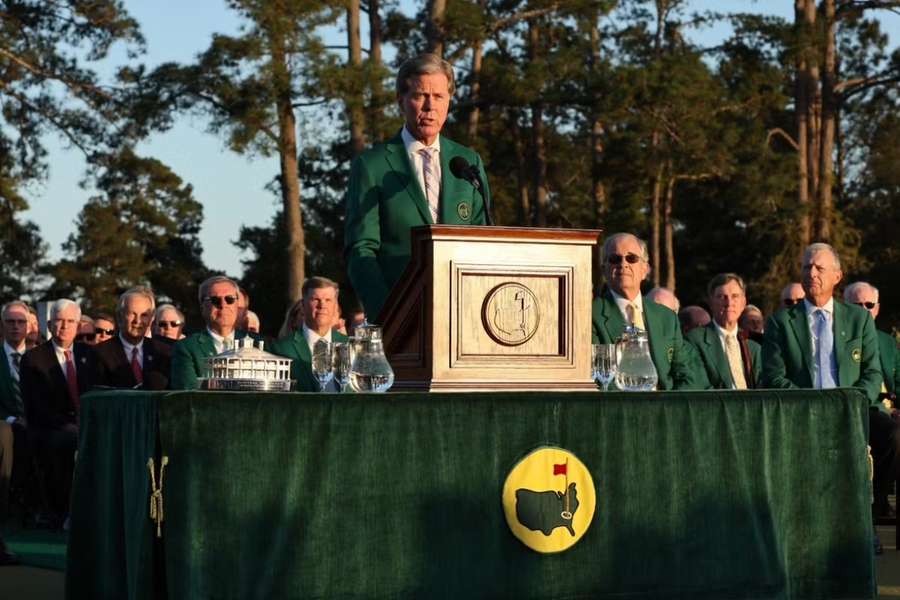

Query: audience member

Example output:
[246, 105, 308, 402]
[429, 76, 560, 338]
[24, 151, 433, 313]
[25, 305, 40, 349]
[246, 310, 260, 334]
[278, 299, 305, 340]
[237, 286, 250, 330]
[678, 305, 711, 336]
[686, 274, 760, 389]
[20, 299, 95, 525]
[0, 301, 29, 538]
[591, 233, 708, 390]
[739, 304, 765, 344]
[170, 276, 258, 390]
[154, 304, 185, 340]
[645, 287, 680, 313]
[76, 316, 96, 345]
[93, 313, 116, 345]
[271, 277, 349, 392]
[780, 282, 805, 309]
[94, 287, 172, 390]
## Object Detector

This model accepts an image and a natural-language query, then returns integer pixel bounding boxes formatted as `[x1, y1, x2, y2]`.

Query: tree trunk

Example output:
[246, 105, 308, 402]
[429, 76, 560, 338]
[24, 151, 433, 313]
[664, 169, 676, 291]
[425, 0, 446, 56]
[817, 0, 837, 241]
[794, 0, 812, 247]
[347, 0, 366, 157]
[529, 22, 548, 227]
[466, 40, 484, 141]
[510, 110, 530, 226]
[272, 42, 305, 302]
[367, 0, 387, 142]
[650, 140, 663, 287]
[803, 0, 821, 213]
[589, 8, 607, 226]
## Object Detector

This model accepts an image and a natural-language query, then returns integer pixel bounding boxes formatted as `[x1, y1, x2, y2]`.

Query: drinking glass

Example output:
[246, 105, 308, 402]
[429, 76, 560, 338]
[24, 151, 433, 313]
[332, 342, 352, 392]
[593, 343, 618, 391]
[311, 340, 334, 391]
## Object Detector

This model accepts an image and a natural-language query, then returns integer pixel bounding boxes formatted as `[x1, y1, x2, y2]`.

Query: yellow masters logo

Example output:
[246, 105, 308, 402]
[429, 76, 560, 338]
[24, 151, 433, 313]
[502, 446, 596, 553]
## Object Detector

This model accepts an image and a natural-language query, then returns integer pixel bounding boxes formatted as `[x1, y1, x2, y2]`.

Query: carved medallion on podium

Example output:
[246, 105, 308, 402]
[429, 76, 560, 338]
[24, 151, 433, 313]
[482, 283, 540, 346]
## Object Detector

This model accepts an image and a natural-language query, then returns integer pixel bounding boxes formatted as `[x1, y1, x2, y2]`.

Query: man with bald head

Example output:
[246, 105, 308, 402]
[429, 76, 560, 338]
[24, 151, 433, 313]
[591, 233, 707, 390]
[646, 287, 680, 314]
[780, 282, 805, 310]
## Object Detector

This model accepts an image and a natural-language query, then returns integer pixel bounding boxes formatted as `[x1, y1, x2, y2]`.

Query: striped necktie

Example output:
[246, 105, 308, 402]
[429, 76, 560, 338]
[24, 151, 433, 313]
[724, 334, 747, 390]
[10, 352, 23, 416]
[419, 147, 440, 223]
[814, 309, 837, 388]
[131, 347, 143, 385]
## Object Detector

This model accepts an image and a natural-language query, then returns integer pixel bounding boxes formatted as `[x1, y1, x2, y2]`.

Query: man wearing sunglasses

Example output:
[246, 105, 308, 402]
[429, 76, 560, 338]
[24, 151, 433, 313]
[154, 304, 185, 341]
[75, 316, 97, 345]
[591, 233, 708, 390]
[170, 276, 259, 390]
[92, 313, 116, 344]
[780, 282, 805, 309]
[94, 287, 173, 391]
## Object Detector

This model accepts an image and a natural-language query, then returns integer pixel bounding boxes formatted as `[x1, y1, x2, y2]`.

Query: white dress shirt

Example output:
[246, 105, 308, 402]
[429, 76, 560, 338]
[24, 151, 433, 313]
[206, 328, 235, 355]
[401, 126, 441, 203]
[609, 289, 645, 325]
[119, 334, 144, 367]
[804, 297, 838, 386]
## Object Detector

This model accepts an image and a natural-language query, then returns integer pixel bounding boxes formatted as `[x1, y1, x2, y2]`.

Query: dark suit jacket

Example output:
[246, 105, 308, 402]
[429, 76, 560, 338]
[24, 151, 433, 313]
[0, 344, 25, 420]
[591, 290, 709, 390]
[269, 330, 350, 392]
[686, 322, 762, 389]
[20, 341, 95, 429]
[878, 329, 900, 394]
[344, 131, 490, 319]
[762, 301, 882, 404]
[94, 336, 173, 391]
[170, 330, 259, 390]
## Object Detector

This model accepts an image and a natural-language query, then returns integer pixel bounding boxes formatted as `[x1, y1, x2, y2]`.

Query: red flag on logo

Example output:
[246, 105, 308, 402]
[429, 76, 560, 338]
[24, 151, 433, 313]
[553, 463, 567, 476]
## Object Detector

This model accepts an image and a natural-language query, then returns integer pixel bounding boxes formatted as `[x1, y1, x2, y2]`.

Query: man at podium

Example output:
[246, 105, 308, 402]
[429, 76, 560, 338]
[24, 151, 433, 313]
[344, 53, 491, 320]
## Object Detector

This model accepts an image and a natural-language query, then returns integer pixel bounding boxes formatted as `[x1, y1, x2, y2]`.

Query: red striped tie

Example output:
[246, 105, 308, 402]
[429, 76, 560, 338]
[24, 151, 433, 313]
[64, 350, 80, 410]
[131, 347, 143, 385]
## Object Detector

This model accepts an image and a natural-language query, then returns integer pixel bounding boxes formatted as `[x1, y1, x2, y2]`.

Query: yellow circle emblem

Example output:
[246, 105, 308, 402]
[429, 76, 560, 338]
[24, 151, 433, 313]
[502, 447, 596, 553]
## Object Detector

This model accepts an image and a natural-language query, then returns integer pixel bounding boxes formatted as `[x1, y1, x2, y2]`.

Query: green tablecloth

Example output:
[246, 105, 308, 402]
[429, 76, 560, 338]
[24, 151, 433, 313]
[66, 389, 876, 599]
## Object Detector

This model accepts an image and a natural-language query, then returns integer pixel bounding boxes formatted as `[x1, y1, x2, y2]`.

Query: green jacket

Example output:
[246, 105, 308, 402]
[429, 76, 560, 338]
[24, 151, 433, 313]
[761, 301, 883, 404]
[170, 330, 259, 391]
[344, 131, 490, 320]
[0, 344, 24, 420]
[591, 290, 709, 391]
[685, 323, 762, 389]
[268, 330, 350, 393]
[878, 329, 900, 394]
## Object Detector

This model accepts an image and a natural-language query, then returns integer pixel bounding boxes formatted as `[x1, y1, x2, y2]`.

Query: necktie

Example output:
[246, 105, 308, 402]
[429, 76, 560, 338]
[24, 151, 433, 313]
[419, 148, 440, 223]
[131, 347, 143, 385]
[10, 352, 20, 375]
[724, 334, 747, 390]
[628, 302, 645, 330]
[815, 309, 836, 388]
[64, 349, 80, 410]
[10, 352, 23, 416]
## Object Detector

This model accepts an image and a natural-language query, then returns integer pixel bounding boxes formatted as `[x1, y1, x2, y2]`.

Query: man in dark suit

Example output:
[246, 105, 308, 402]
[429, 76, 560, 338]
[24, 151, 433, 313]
[0, 301, 29, 560]
[686, 274, 761, 389]
[843, 280, 900, 518]
[94, 286, 172, 391]
[170, 276, 258, 390]
[591, 233, 708, 390]
[20, 299, 95, 523]
[270, 277, 350, 392]
[344, 53, 491, 320]
[763, 244, 897, 522]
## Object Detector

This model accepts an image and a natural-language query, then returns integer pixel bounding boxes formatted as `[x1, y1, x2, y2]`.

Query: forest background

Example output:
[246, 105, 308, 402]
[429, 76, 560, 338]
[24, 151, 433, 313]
[2, 0, 899, 337]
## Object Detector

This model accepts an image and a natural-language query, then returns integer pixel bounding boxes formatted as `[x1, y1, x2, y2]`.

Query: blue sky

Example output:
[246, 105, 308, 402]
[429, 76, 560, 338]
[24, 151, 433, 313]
[21, 1, 900, 279]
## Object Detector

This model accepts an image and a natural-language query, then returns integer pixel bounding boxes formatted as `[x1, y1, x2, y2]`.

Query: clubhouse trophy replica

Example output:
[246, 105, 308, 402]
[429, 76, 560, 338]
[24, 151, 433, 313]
[204, 338, 294, 391]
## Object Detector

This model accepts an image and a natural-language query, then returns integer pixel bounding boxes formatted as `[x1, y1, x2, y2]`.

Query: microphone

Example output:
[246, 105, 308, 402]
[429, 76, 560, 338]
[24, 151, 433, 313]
[449, 156, 494, 226]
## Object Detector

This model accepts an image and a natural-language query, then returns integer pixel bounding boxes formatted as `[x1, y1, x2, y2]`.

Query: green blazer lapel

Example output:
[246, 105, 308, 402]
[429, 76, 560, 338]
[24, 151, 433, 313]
[599, 291, 626, 343]
[642, 303, 670, 376]
[787, 305, 815, 384]
[197, 331, 217, 358]
[832, 302, 854, 386]
[703, 324, 734, 388]
[290, 331, 316, 390]
[383, 134, 433, 225]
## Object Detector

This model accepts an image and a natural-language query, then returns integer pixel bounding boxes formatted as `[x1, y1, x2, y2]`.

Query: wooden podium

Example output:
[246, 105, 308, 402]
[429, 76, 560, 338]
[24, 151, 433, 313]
[376, 225, 600, 391]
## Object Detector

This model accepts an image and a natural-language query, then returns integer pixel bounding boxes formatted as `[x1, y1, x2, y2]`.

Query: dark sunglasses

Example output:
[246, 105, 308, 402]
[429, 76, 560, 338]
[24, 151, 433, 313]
[854, 301, 877, 310]
[157, 320, 182, 329]
[75, 333, 96, 342]
[204, 295, 238, 308]
[95, 327, 115, 336]
[782, 298, 803, 306]
[607, 253, 642, 265]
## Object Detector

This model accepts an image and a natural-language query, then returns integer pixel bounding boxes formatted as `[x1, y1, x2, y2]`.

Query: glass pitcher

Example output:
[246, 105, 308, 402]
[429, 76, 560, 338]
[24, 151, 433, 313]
[348, 325, 395, 393]
[614, 325, 658, 392]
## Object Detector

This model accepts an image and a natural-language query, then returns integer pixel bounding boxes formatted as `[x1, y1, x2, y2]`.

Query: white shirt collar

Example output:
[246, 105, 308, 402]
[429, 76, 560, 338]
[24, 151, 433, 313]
[302, 324, 332, 353]
[119, 333, 144, 361]
[609, 289, 643, 320]
[52, 340, 75, 369]
[3, 340, 25, 357]
[713, 320, 739, 339]
[206, 327, 234, 354]
[401, 126, 440, 154]
[804, 297, 834, 317]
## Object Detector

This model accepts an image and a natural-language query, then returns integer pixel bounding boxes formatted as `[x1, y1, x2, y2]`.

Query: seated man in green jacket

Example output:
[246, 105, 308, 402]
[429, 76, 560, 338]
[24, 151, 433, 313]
[591, 233, 708, 390]
[270, 277, 349, 392]
[170, 275, 258, 390]
[686, 273, 761, 389]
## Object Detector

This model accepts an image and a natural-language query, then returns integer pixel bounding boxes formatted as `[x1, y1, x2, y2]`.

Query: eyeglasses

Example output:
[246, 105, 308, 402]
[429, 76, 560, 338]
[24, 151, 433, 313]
[157, 320, 182, 329]
[75, 333, 96, 343]
[204, 295, 238, 309]
[782, 298, 803, 306]
[607, 253, 642, 265]
[95, 328, 116, 336]
[854, 301, 877, 310]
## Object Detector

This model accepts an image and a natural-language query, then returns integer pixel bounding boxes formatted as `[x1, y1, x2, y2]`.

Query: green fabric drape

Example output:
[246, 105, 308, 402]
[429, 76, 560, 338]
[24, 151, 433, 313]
[152, 389, 873, 600]
[67, 390, 163, 600]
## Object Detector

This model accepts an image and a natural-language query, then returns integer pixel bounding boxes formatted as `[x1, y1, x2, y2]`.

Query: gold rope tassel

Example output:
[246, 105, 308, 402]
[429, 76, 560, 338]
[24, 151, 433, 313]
[866, 445, 874, 506]
[148, 456, 169, 538]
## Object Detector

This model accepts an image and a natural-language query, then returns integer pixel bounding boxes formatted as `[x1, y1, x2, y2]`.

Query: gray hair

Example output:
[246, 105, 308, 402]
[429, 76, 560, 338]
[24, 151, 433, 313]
[301, 276, 340, 300]
[1, 300, 30, 319]
[198, 275, 239, 305]
[117, 286, 156, 320]
[743, 304, 763, 316]
[155, 303, 185, 323]
[396, 53, 456, 96]
[601, 233, 650, 264]
[843, 281, 879, 303]
[50, 299, 81, 322]
[803, 242, 841, 270]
